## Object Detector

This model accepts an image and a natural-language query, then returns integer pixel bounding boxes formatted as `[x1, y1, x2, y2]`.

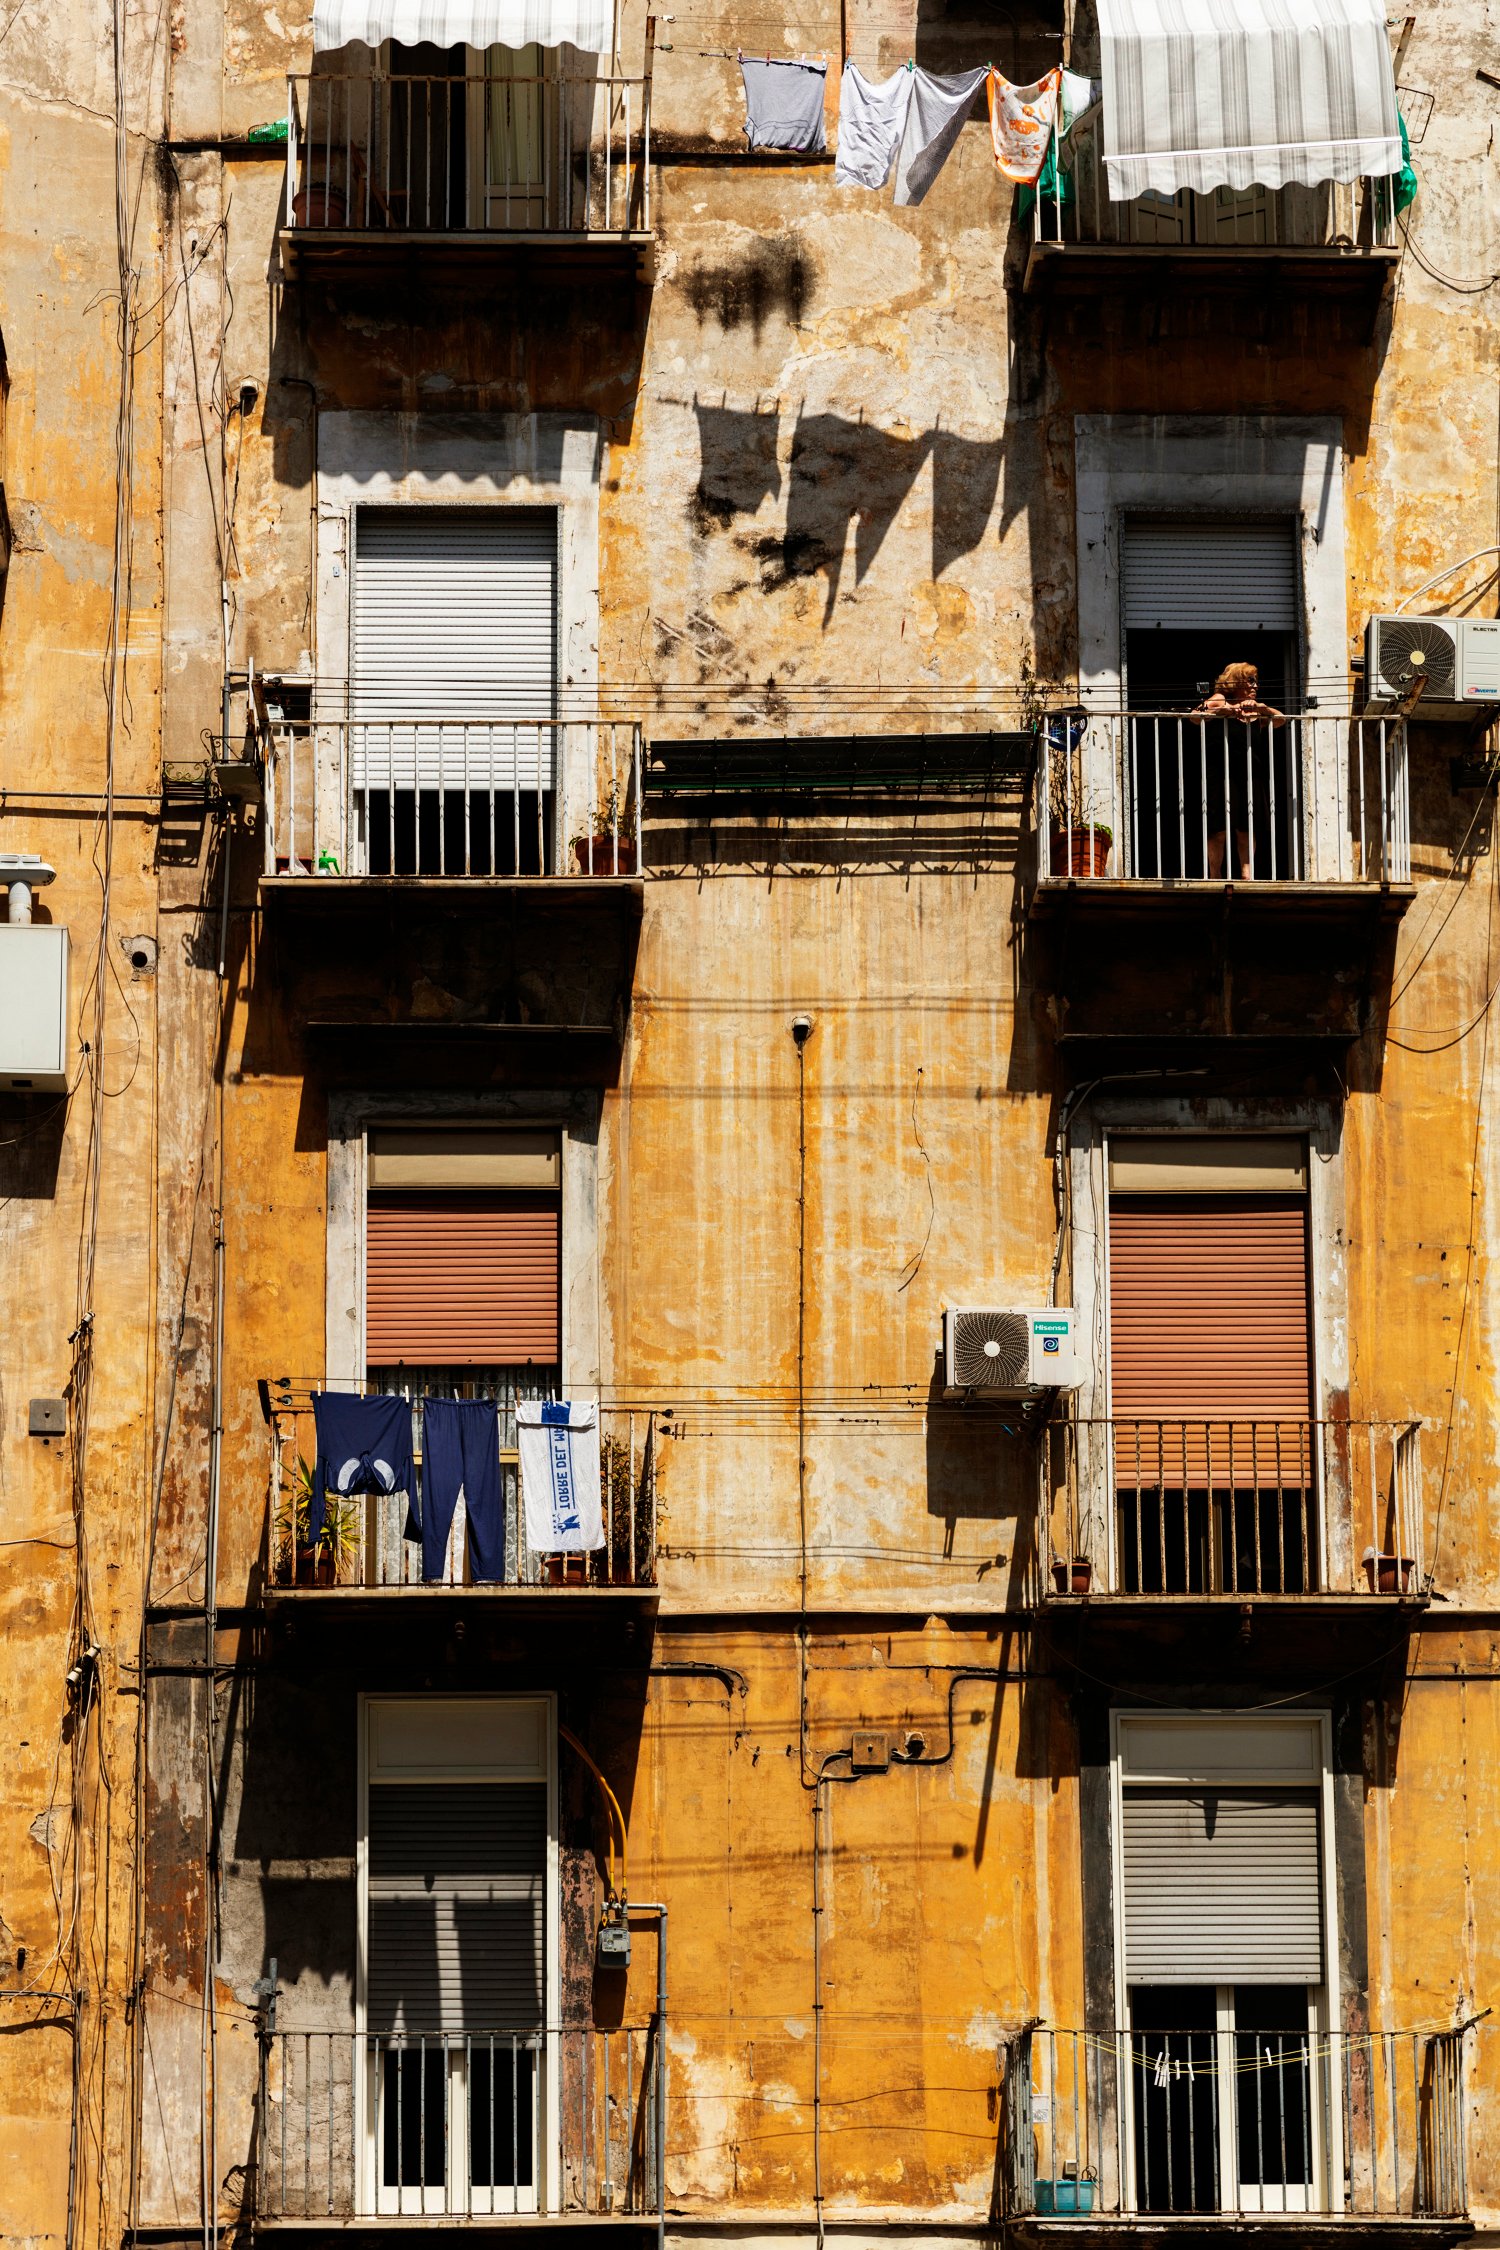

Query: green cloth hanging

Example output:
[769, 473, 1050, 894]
[1392, 110, 1418, 215]
[1018, 138, 1074, 220]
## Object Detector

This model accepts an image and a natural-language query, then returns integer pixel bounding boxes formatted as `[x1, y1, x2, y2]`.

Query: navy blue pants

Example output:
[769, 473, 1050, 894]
[311, 1392, 415, 1545]
[421, 1397, 504, 1583]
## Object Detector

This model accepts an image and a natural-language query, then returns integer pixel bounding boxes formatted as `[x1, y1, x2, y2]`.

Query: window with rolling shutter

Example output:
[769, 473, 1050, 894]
[1120, 1787, 1324, 1985]
[366, 1192, 560, 1367]
[367, 1781, 547, 2034]
[1122, 518, 1300, 635]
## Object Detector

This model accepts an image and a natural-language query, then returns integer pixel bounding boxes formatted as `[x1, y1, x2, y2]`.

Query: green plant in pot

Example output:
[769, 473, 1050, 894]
[1045, 721, 1113, 877]
[275, 1456, 360, 1587]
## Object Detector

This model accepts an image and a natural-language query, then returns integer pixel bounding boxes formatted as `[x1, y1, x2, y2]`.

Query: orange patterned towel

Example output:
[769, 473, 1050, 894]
[986, 66, 1061, 184]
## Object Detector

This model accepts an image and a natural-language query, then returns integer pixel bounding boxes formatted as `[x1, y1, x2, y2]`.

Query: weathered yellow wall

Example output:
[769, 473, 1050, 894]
[8, 0, 1500, 2240]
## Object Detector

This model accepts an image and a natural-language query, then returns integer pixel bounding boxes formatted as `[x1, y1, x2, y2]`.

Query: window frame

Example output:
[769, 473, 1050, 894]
[1109, 1709, 1342, 2216]
[355, 1692, 561, 2217]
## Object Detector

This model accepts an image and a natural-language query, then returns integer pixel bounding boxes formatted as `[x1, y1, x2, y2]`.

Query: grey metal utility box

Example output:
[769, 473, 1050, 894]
[0, 925, 69, 1089]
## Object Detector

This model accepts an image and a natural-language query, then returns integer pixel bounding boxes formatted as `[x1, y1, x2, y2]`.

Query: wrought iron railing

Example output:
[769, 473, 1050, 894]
[262, 716, 642, 878]
[1036, 712, 1410, 885]
[253, 2025, 663, 2219]
[286, 68, 651, 235]
[1030, 110, 1399, 253]
[261, 1377, 656, 1590]
[1040, 1417, 1425, 1598]
[1002, 2024, 1468, 2221]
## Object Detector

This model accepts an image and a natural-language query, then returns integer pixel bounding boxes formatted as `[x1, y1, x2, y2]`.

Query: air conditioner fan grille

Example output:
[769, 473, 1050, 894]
[1377, 618, 1458, 700]
[953, 1311, 1030, 1389]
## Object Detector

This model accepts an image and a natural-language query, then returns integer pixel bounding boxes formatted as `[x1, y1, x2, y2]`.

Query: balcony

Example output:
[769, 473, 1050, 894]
[259, 1380, 658, 1603]
[256, 712, 642, 1074]
[1001, 2023, 1471, 2238]
[1030, 713, 1413, 1046]
[1021, 111, 1399, 327]
[252, 2023, 662, 2225]
[1038, 1416, 1428, 1675]
[280, 65, 653, 284]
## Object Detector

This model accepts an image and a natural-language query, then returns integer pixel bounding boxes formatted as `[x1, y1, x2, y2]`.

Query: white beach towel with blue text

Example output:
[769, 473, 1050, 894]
[517, 1401, 605, 1553]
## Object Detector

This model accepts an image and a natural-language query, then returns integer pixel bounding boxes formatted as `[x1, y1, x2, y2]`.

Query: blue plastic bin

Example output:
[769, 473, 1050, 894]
[1034, 2178, 1096, 2216]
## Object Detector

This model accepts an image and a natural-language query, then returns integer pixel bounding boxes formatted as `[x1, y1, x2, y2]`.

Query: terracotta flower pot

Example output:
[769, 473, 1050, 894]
[292, 183, 347, 229]
[1052, 1557, 1092, 1596]
[1363, 1552, 1416, 1594]
[1049, 824, 1111, 878]
[542, 1554, 589, 1586]
[573, 836, 638, 875]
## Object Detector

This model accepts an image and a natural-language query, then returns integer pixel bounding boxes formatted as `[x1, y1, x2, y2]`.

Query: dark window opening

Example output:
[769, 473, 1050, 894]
[360, 788, 553, 876]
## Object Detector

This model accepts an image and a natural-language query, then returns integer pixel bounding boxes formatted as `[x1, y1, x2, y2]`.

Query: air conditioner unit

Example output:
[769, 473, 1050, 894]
[1364, 614, 1500, 718]
[943, 1307, 1081, 1397]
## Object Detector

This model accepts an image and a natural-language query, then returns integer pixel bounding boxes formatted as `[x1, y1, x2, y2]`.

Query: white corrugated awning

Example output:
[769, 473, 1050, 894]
[312, 0, 612, 52]
[1099, 0, 1401, 200]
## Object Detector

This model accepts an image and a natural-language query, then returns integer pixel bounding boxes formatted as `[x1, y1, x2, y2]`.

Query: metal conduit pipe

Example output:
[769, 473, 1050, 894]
[627, 1902, 668, 2250]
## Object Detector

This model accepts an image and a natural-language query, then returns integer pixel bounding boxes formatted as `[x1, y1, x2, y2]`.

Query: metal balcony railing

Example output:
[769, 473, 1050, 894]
[1002, 2023, 1469, 2222]
[1040, 1417, 1426, 1598]
[1036, 712, 1410, 885]
[262, 1378, 657, 1591]
[286, 68, 651, 236]
[262, 716, 642, 878]
[253, 2025, 663, 2220]
[1030, 110, 1398, 254]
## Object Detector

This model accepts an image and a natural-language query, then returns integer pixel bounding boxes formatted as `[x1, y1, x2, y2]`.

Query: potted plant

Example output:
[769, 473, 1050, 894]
[1044, 717, 1112, 877]
[541, 1553, 591, 1586]
[572, 780, 638, 875]
[1362, 1547, 1418, 1595]
[275, 1456, 359, 1587]
[1052, 1555, 1093, 1596]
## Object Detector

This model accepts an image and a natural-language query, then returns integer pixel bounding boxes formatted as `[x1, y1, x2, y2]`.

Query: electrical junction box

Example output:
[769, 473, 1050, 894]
[0, 924, 69, 1090]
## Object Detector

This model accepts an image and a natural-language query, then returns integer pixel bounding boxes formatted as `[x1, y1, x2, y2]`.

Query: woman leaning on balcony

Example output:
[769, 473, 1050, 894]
[1192, 660, 1287, 879]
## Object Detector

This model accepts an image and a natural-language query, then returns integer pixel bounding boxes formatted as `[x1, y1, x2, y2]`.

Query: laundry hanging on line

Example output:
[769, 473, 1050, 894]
[740, 54, 828, 153]
[987, 66, 1060, 184]
[419, 1394, 505, 1584]
[517, 1399, 605, 1555]
[308, 1391, 415, 1547]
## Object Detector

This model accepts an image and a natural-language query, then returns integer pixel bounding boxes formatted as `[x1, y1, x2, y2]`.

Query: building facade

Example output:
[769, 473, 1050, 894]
[1, 2, 1498, 2248]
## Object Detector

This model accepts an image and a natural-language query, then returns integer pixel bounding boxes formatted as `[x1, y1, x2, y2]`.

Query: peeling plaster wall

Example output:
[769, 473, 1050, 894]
[10, 0, 1500, 2241]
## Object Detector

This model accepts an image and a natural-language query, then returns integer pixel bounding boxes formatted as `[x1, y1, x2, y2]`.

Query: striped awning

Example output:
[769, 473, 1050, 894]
[1098, 0, 1402, 199]
[312, 0, 612, 51]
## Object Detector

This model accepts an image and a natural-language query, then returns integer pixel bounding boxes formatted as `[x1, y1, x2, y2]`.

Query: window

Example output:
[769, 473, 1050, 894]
[1114, 1713, 1333, 2216]
[383, 42, 556, 230]
[360, 1696, 555, 2215]
[350, 506, 558, 875]
[365, 1126, 561, 1583]
[1122, 515, 1301, 878]
[1107, 1136, 1314, 1592]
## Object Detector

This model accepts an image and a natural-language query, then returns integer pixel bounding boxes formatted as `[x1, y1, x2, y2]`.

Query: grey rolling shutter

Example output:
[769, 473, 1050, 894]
[367, 1780, 546, 2034]
[351, 507, 557, 789]
[1122, 519, 1300, 633]
[1121, 1788, 1322, 1985]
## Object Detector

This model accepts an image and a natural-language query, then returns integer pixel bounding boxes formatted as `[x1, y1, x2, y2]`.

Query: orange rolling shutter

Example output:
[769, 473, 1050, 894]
[366, 1190, 560, 1365]
[1109, 1194, 1312, 1483]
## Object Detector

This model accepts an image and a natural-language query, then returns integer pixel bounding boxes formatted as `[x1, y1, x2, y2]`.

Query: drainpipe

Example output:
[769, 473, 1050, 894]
[629, 1902, 668, 2250]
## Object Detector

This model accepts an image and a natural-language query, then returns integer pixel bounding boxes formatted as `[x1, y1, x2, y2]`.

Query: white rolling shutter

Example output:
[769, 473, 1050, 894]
[1122, 518, 1300, 634]
[351, 507, 557, 790]
[367, 1780, 547, 2034]
[1121, 1787, 1323, 1986]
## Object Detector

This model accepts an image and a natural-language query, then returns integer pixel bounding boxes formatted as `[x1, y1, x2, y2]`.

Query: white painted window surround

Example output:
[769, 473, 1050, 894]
[314, 412, 604, 865]
[1066, 1101, 1351, 1586]
[326, 1088, 602, 1402]
[1074, 416, 1349, 876]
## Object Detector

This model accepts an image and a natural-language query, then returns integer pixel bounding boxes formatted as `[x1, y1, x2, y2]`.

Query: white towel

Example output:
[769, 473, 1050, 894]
[893, 66, 988, 207]
[835, 62, 915, 190]
[517, 1401, 604, 1554]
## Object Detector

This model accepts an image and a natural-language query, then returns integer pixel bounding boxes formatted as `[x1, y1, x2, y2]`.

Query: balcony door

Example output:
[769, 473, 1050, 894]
[349, 504, 558, 874]
[363, 1125, 562, 1585]
[360, 1695, 556, 2217]
[1115, 1714, 1335, 2218]
[1121, 515, 1301, 878]
[1106, 1135, 1314, 1592]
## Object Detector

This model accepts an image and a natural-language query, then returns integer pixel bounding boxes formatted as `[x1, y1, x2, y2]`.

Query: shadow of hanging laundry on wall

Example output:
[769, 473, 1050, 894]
[691, 402, 784, 532]
[932, 428, 1003, 580]
[681, 237, 815, 341]
[764, 412, 934, 623]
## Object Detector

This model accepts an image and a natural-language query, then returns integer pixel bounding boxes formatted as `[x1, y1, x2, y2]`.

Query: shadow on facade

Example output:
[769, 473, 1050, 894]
[691, 400, 1004, 622]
